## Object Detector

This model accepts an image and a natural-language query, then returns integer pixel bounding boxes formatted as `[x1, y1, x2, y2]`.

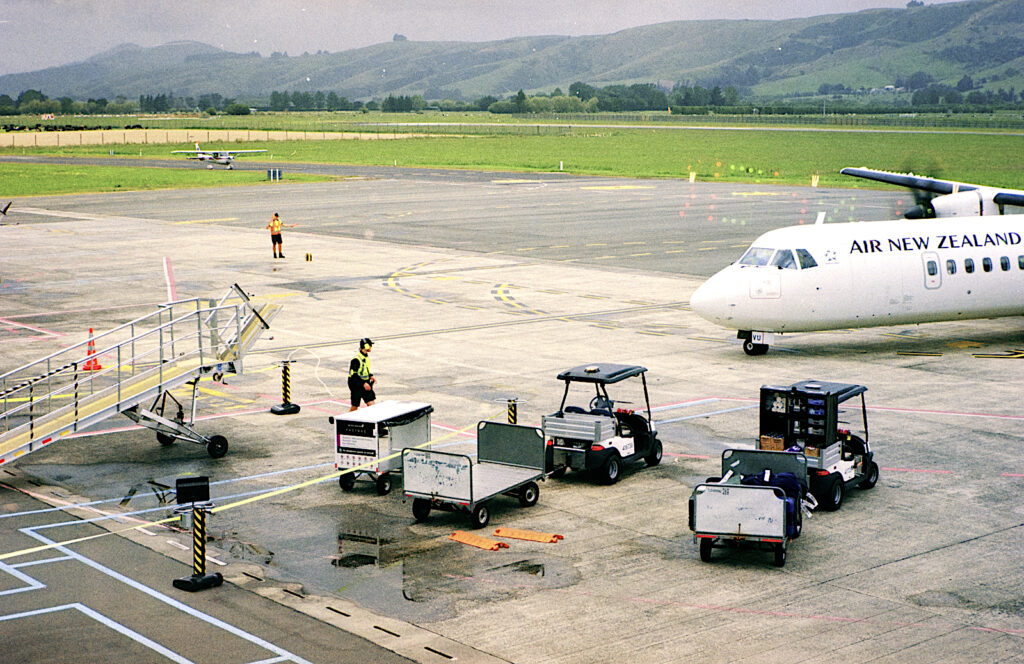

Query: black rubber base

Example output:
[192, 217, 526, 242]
[270, 402, 301, 415]
[173, 572, 224, 592]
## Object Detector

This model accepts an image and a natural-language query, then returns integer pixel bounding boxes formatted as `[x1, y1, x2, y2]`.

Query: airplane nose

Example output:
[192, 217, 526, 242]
[690, 275, 728, 323]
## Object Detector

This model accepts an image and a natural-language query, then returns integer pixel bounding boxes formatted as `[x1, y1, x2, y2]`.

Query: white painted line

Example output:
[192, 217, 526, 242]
[22, 528, 315, 664]
[0, 603, 191, 664]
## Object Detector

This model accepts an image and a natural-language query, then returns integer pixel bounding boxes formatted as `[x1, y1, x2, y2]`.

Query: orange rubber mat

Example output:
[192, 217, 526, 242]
[449, 531, 509, 551]
[493, 527, 564, 543]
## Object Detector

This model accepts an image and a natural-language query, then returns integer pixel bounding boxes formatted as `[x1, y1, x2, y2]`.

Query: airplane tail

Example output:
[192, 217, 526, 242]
[0, 201, 10, 216]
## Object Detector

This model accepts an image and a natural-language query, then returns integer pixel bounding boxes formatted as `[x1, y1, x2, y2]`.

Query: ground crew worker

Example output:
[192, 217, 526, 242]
[265, 212, 297, 258]
[348, 338, 376, 411]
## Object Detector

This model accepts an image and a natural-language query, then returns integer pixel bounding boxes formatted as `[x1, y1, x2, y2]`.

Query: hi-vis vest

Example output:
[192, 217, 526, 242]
[350, 352, 371, 381]
[269, 217, 283, 233]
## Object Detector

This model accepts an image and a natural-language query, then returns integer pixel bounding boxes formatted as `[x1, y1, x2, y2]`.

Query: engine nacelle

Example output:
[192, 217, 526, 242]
[906, 188, 1003, 219]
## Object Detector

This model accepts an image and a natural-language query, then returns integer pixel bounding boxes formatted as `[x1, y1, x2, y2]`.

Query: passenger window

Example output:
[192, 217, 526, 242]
[983, 257, 993, 272]
[926, 260, 938, 276]
[796, 248, 817, 269]
[1001, 256, 1010, 271]
[770, 249, 797, 269]
[1019, 255, 1024, 270]
[946, 259, 956, 275]
[739, 247, 774, 266]
[965, 258, 975, 273]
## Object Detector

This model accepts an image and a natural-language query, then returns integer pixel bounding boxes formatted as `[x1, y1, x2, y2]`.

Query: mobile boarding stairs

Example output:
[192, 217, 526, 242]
[0, 284, 280, 466]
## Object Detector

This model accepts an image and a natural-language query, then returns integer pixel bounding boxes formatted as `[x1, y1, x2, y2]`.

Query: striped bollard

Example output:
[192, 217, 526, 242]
[271, 360, 300, 415]
[507, 398, 518, 425]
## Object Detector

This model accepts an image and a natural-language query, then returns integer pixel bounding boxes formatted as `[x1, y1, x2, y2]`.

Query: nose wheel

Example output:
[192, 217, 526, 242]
[743, 339, 769, 356]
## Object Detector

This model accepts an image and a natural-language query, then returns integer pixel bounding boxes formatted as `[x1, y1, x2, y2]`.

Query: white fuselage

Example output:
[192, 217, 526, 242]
[691, 215, 1024, 333]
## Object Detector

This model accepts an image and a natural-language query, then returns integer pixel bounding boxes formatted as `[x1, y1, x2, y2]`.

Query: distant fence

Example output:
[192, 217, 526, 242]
[0, 129, 421, 148]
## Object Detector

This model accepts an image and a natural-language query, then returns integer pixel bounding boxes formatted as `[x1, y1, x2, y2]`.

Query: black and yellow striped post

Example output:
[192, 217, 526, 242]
[270, 360, 300, 415]
[173, 476, 223, 592]
[507, 398, 518, 425]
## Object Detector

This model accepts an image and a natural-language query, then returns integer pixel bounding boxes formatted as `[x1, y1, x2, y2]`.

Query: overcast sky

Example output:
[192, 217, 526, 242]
[0, 0, 965, 76]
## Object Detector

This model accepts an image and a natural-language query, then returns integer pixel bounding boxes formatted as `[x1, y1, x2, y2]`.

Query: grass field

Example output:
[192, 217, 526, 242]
[2, 123, 1024, 195]
[0, 162, 334, 196]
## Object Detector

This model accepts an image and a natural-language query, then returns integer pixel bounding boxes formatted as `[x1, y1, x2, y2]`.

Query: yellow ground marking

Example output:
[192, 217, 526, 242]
[197, 386, 233, 398]
[517, 247, 537, 252]
[623, 241, 647, 245]
[592, 255, 616, 260]
[666, 249, 686, 254]
[591, 324, 619, 330]
[581, 295, 610, 300]
[492, 179, 545, 184]
[731, 192, 783, 197]
[896, 351, 943, 357]
[628, 252, 653, 257]
[638, 331, 670, 336]
[581, 185, 655, 190]
[173, 217, 239, 225]
[0, 415, 493, 563]
[690, 336, 731, 344]
[948, 340, 984, 349]
[548, 245, 569, 249]
[698, 247, 717, 251]
[586, 243, 608, 247]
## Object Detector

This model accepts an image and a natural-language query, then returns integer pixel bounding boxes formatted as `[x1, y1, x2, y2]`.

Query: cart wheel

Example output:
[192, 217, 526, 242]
[793, 508, 803, 539]
[339, 473, 356, 492]
[157, 432, 175, 446]
[412, 498, 431, 522]
[859, 460, 879, 490]
[206, 435, 228, 458]
[518, 482, 539, 507]
[471, 503, 490, 529]
[821, 474, 844, 511]
[773, 542, 787, 567]
[597, 454, 621, 485]
[645, 439, 663, 467]
[375, 473, 393, 496]
[699, 537, 713, 562]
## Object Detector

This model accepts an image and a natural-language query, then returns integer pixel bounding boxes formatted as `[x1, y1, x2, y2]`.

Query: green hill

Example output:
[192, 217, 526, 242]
[1, 0, 1021, 101]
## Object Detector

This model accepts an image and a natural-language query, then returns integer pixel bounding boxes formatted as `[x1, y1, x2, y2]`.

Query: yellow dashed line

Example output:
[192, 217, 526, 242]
[629, 252, 653, 257]
[666, 249, 686, 254]
[593, 255, 616, 260]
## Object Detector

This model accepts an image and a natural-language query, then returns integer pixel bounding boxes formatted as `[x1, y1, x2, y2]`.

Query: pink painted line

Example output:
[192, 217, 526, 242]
[0, 317, 61, 336]
[1001, 473, 1024, 477]
[881, 467, 952, 474]
[163, 256, 177, 302]
[1, 302, 162, 320]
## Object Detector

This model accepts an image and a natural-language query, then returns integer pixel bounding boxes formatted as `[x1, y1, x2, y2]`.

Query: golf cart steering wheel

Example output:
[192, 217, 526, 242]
[589, 396, 613, 413]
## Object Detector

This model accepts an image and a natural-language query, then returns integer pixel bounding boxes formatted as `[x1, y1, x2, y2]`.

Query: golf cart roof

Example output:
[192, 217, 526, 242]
[785, 380, 867, 402]
[557, 363, 648, 384]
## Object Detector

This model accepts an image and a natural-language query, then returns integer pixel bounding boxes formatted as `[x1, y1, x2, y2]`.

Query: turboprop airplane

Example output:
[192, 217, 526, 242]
[691, 170, 1024, 355]
[172, 143, 267, 169]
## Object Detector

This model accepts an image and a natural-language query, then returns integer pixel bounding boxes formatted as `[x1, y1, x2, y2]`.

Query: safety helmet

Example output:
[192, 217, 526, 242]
[360, 337, 373, 350]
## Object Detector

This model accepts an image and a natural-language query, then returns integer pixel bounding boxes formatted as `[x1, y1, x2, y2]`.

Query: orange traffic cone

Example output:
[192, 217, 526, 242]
[82, 328, 102, 371]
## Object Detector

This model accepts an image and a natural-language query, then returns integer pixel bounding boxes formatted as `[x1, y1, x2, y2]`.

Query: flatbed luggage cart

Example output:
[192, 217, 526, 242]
[688, 449, 809, 567]
[402, 420, 546, 528]
[330, 401, 433, 495]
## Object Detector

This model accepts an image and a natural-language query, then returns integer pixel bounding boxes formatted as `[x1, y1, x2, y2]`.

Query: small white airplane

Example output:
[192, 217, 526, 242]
[691, 168, 1024, 355]
[172, 143, 267, 169]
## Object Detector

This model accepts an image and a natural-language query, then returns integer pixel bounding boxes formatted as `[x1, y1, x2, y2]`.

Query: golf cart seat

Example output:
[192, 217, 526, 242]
[615, 410, 649, 438]
[564, 406, 587, 415]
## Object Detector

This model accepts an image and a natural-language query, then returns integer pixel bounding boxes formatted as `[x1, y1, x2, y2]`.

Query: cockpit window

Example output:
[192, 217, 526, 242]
[770, 249, 797, 269]
[796, 248, 817, 269]
[738, 247, 774, 266]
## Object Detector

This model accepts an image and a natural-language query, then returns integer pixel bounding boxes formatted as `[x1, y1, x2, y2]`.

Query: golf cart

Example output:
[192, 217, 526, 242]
[541, 363, 662, 484]
[758, 380, 879, 510]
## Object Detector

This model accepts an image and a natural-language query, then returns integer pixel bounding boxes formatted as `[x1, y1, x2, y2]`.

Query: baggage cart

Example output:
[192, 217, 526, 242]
[330, 400, 433, 495]
[402, 420, 545, 528]
[688, 449, 809, 567]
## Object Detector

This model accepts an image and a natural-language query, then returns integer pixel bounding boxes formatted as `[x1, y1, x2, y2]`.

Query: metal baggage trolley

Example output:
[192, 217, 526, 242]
[402, 420, 546, 528]
[329, 401, 433, 495]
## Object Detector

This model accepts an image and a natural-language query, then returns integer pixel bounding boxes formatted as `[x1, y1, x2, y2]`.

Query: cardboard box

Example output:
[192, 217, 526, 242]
[804, 446, 820, 457]
[759, 435, 785, 451]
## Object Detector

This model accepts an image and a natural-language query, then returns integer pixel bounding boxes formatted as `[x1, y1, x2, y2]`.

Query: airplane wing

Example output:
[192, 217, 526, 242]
[223, 150, 267, 155]
[839, 167, 977, 194]
[171, 150, 204, 154]
[993, 192, 1024, 208]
